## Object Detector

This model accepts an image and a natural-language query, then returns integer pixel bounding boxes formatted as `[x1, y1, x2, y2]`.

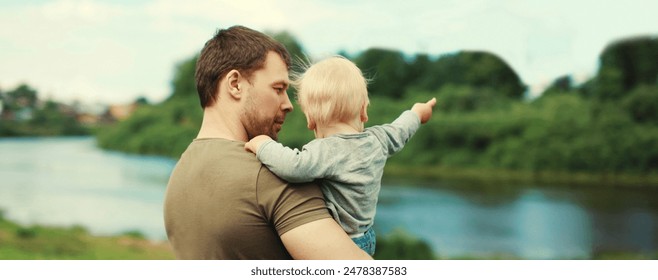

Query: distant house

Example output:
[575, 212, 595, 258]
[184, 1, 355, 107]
[0, 99, 11, 121]
[103, 103, 138, 122]
[77, 113, 100, 126]
[55, 102, 77, 118]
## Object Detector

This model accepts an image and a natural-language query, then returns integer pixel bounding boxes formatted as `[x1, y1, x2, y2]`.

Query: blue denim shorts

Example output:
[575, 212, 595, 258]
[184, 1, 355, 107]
[351, 227, 376, 256]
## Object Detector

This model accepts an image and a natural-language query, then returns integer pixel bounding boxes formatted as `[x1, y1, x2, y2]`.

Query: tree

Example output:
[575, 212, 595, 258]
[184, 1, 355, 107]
[406, 54, 432, 88]
[134, 96, 149, 106]
[622, 85, 658, 125]
[270, 30, 307, 100]
[167, 56, 198, 102]
[7, 84, 38, 108]
[354, 48, 409, 99]
[416, 51, 526, 100]
[546, 75, 573, 93]
[270, 30, 306, 66]
[593, 36, 658, 100]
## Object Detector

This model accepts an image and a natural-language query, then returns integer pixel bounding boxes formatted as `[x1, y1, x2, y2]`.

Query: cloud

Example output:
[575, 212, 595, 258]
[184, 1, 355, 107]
[0, 0, 175, 103]
[1, 0, 657, 104]
[39, 0, 128, 23]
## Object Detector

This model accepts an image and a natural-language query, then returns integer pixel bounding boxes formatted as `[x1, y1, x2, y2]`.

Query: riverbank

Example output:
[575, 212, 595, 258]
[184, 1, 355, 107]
[384, 164, 658, 189]
[0, 211, 174, 260]
[2, 211, 655, 260]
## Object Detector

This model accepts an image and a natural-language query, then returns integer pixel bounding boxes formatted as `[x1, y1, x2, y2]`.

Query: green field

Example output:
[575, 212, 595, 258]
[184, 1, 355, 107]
[0, 211, 174, 260]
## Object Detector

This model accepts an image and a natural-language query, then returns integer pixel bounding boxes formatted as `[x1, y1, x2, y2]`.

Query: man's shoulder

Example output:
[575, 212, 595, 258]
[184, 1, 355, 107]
[171, 138, 264, 188]
[187, 138, 261, 164]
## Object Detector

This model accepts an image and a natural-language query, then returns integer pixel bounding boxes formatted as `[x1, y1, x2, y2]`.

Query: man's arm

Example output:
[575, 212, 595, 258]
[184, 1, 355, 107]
[280, 218, 373, 260]
[257, 170, 371, 260]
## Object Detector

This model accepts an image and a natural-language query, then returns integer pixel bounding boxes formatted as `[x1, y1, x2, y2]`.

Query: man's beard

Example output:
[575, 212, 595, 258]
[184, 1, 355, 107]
[243, 94, 280, 141]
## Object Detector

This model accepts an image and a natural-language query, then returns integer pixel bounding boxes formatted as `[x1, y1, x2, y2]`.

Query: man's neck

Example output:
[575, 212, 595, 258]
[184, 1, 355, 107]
[196, 106, 247, 141]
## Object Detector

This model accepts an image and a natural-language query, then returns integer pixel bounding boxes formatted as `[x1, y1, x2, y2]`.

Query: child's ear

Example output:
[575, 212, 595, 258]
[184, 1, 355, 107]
[360, 102, 369, 123]
[306, 115, 316, 130]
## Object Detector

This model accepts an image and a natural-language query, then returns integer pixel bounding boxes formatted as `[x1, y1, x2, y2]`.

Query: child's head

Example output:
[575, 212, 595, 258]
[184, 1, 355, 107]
[294, 56, 369, 130]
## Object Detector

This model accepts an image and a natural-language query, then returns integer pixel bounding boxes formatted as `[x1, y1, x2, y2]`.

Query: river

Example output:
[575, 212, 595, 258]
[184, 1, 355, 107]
[0, 137, 656, 259]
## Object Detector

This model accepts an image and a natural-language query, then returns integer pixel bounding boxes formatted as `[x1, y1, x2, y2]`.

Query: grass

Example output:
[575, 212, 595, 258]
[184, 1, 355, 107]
[1, 214, 656, 260]
[0, 213, 174, 260]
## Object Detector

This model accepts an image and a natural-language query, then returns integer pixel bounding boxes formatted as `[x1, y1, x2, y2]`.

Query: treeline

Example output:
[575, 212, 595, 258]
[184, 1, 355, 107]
[96, 33, 658, 176]
[0, 84, 89, 137]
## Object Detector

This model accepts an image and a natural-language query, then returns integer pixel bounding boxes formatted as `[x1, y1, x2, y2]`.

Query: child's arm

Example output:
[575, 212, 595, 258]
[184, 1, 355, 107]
[245, 136, 332, 183]
[244, 135, 273, 155]
[368, 97, 436, 156]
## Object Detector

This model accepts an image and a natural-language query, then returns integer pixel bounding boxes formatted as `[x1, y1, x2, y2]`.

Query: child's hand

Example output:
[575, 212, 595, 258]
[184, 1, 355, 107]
[245, 135, 273, 154]
[411, 97, 437, 124]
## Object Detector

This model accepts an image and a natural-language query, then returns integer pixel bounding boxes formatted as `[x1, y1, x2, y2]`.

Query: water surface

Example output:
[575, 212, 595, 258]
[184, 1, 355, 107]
[1, 137, 656, 259]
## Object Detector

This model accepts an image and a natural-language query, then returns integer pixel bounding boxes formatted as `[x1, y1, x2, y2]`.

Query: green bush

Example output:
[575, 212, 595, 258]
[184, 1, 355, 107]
[16, 226, 38, 239]
[623, 85, 658, 125]
[121, 230, 146, 240]
[374, 229, 436, 260]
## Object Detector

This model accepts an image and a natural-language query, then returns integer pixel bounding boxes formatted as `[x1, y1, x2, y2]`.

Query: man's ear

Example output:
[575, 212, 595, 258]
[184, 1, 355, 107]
[360, 102, 369, 123]
[306, 115, 316, 130]
[225, 70, 243, 100]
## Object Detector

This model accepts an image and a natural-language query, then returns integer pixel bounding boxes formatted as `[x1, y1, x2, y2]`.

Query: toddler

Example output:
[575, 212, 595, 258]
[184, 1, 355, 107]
[245, 56, 435, 255]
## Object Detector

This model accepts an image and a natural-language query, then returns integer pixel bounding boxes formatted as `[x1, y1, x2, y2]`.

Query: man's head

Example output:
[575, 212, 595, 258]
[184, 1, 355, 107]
[294, 56, 369, 130]
[239, 51, 292, 140]
[195, 25, 291, 108]
[194, 26, 293, 141]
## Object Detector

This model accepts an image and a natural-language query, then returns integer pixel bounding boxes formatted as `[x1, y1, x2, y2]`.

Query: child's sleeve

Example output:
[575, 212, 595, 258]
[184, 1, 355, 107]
[367, 110, 421, 156]
[256, 140, 333, 183]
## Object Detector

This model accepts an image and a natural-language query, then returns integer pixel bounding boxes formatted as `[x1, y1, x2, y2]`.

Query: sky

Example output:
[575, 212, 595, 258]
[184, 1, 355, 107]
[0, 0, 657, 106]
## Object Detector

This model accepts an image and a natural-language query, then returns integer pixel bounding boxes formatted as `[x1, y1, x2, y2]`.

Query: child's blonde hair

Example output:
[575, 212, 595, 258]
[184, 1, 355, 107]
[294, 56, 369, 127]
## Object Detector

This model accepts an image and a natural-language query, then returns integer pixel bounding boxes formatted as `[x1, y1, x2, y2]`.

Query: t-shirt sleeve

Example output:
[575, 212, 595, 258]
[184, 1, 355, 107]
[256, 166, 331, 236]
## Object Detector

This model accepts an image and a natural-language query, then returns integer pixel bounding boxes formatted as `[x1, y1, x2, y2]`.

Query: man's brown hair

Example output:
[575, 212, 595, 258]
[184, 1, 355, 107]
[195, 25, 291, 108]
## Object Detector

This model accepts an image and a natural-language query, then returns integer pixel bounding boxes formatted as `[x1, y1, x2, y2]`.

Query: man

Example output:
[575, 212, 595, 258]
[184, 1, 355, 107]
[163, 25, 371, 260]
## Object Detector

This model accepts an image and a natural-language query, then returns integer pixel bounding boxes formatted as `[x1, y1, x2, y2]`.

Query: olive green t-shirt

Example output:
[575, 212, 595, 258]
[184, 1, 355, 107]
[163, 138, 331, 259]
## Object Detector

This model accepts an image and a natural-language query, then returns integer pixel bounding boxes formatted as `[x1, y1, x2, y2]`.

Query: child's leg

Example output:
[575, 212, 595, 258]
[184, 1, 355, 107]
[351, 228, 376, 256]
